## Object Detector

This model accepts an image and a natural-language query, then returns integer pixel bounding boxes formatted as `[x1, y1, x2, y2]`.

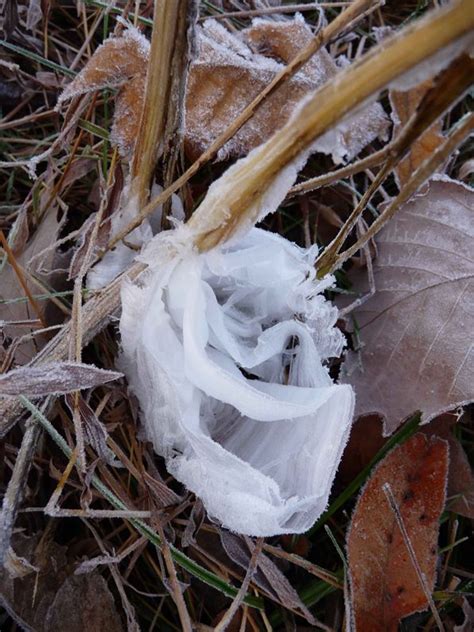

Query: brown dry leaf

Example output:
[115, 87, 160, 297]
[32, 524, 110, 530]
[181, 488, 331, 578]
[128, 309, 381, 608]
[58, 17, 387, 163]
[340, 178, 474, 435]
[390, 80, 444, 186]
[186, 16, 388, 162]
[0, 533, 123, 632]
[347, 433, 449, 632]
[421, 414, 474, 519]
[44, 573, 124, 632]
[57, 26, 149, 159]
[0, 205, 63, 365]
[339, 413, 474, 519]
[0, 361, 122, 397]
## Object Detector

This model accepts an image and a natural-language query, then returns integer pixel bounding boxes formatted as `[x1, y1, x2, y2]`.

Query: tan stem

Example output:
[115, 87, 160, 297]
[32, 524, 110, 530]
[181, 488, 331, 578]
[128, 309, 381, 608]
[130, 0, 189, 207]
[332, 113, 474, 271]
[189, 0, 473, 251]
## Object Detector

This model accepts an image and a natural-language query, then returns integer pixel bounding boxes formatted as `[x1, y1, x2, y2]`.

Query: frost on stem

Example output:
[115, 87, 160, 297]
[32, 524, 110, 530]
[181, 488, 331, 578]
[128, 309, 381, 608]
[120, 227, 354, 536]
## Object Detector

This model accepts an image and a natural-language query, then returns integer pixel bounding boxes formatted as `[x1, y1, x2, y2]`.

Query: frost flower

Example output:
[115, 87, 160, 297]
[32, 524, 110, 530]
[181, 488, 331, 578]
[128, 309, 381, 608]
[120, 227, 354, 536]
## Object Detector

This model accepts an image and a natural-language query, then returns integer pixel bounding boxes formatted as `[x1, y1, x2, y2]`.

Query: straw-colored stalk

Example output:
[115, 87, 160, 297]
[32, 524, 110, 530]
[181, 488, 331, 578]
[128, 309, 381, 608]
[130, 0, 191, 207]
[188, 0, 473, 251]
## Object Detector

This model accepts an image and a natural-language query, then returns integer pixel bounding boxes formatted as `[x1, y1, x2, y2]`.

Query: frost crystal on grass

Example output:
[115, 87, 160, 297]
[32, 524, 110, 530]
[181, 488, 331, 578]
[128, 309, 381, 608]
[120, 227, 354, 536]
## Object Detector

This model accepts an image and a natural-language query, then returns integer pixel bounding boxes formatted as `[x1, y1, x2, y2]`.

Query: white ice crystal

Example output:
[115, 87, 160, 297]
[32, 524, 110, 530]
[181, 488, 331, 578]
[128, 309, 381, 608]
[119, 227, 354, 536]
[87, 184, 184, 290]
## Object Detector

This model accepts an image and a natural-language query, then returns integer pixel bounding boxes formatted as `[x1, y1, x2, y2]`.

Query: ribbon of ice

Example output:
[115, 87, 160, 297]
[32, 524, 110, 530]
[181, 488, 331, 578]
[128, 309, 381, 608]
[119, 222, 354, 536]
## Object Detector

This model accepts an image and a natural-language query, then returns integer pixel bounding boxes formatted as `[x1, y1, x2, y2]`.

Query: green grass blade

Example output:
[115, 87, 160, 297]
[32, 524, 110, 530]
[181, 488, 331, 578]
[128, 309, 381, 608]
[0, 41, 76, 77]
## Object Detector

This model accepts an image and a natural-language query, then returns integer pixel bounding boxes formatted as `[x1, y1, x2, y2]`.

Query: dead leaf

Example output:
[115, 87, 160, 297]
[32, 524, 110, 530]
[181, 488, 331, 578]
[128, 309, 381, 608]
[339, 413, 474, 519]
[340, 178, 474, 435]
[0, 533, 124, 631]
[347, 433, 449, 632]
[44, 573, 123, 632]
[0, 205, 63, 364]
[390, 80, 445, 186]
[0, 361, 122, 397]
[58, 17, 388, 164]
[421, 414, 474, 519]
[220, 531, 315, 624]
[64, 393, 124, 467]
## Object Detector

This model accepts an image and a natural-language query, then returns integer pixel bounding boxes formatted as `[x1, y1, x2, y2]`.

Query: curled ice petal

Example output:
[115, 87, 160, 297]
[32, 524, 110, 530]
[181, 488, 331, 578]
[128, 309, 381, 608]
[120, 227, 354, 536]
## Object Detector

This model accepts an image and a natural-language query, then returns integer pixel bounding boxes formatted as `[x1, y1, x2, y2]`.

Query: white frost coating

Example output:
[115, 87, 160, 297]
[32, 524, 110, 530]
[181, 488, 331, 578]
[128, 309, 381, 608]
[120, 227, 354, 536]
[87, 184, 184, 290]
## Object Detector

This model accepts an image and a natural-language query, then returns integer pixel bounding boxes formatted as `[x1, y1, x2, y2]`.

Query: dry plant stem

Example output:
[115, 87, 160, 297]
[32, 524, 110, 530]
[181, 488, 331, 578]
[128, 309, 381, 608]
[262, 543, 342, 589]
[316, 161, 391, 274]
[188, 0, 474, 251]
[106, 0, 376, 251]
[289, 146, 388, 195]
[333, 112, 474, 271]
[130, 0, 190, 207]
[382, 483, 445, 632]
[156, 523, 193, 632]
[201, 2, 353, 20]
[214, 538, 264, 632]
[68, 149, 119, 471]
[0, 419, 41, 564]
[304, 53, 474, 273]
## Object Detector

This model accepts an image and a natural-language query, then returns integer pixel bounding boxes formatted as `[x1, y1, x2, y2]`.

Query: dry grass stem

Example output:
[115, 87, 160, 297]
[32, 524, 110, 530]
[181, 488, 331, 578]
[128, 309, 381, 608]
[106, 0, 377, 251]
[130, 0, 193, 207]
[214, 538, 264, 632]
[333, 111, 474, 270]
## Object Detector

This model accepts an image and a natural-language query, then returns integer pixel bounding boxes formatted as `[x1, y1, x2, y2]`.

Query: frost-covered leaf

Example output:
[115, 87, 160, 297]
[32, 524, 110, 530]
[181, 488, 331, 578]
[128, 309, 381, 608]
[0, 533, 123, 632]
[390, 80, 444, 186]
[220, 531, 314, 622]
[340, 178, 474, 435]
[64, 394, 123, 467]
[339, 413, 474, 519]
[422, 414, 474, 519]
[58, 16, 388, 163]
[0, 362, 122, 397]
[186, 16, 388, 162]
[44, 573, 124, 632]
[56, 25, 149, 159]
[347, 433, 449, 632]
[0, 205, 63, 365]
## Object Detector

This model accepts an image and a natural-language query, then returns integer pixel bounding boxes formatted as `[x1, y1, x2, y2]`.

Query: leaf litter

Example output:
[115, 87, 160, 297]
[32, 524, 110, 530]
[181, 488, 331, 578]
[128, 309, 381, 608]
[1, 1, 473, 630]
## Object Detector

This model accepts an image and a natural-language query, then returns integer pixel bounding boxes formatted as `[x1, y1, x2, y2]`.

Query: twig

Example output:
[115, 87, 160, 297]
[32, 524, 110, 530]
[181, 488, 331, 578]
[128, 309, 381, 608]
[156, 522, 193, 632]
[332, 112, 474, 271]
[0, 418, 41, 565]
[382, 483, 445, 632]
[200, 3, 353, 21]
[215, 538, 264, 632]
[289, 146, 388, 196]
